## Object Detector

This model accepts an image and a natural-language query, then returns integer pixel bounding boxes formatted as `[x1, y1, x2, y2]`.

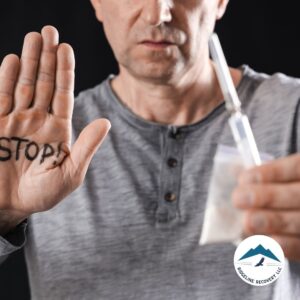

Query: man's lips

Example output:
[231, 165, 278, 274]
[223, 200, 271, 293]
[140, 40, 176, 49]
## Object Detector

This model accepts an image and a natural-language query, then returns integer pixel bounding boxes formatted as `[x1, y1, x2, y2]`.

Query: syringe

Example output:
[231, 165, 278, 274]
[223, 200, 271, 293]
[209, 33, 261, 167]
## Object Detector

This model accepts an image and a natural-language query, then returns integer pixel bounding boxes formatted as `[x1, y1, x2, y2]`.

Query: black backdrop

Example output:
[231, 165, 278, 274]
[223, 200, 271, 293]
[0, 0, 299, 299]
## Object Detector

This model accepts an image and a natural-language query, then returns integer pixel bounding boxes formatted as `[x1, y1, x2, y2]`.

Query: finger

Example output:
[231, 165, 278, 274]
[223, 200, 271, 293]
[232, 182, 300, 209]
[271, 235, 300, 261]
[14, 32, 42, 110]
[62, 119, 111, 187]
[243, 210, 300, 236]
[33, 26, 59, 110]
[0, 54, 20, 116]
[51, 43, 75, 119]
[239, 154, 300, 184]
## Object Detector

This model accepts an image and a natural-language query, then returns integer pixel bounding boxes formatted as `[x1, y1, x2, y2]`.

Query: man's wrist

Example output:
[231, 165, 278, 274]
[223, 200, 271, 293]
[0, 210, 27, 236]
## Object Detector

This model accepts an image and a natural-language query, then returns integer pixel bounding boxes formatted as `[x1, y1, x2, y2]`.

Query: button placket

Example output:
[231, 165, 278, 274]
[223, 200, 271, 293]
[157, 126, 184, 223]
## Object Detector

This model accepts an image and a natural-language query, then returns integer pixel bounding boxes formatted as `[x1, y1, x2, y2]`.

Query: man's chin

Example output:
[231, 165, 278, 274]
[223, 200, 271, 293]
[129, 65, 181, 84]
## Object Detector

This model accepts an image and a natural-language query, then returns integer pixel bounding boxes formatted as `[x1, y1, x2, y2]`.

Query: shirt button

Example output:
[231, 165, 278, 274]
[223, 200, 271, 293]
[169, 131, 182, 140]
[167, 158, 178, 168]
[164, 192, 176, 202]
[174, 132, 182, 140]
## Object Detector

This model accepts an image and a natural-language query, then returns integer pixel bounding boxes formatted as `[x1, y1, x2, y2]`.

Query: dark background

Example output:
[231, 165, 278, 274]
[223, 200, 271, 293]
[0, 0, 299, 299]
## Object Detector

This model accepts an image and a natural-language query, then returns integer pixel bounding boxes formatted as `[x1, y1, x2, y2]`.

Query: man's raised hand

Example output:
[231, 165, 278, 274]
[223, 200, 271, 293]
[0, 26, 110, 233]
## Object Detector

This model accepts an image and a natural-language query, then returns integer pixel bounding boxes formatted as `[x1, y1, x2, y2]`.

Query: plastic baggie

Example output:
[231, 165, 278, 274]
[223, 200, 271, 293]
[199, 144, 272, 246]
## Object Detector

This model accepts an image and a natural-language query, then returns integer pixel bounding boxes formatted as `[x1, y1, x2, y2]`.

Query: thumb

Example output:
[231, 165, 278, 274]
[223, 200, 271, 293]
[64, 118, 111, 186]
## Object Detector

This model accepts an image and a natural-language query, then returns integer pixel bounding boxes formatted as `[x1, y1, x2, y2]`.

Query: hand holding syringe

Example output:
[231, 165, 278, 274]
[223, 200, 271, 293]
[201, 35, 300, 252]
[199, 34, 262, 246]
[209, 33, 261, 167]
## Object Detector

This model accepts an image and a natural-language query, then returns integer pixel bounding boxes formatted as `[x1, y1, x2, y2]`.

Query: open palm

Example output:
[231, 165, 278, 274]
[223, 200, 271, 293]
[0, 26, 110, 224]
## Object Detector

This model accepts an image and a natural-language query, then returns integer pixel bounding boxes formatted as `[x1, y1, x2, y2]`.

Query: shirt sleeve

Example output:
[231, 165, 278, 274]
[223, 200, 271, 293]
[0, 219, 27, 261]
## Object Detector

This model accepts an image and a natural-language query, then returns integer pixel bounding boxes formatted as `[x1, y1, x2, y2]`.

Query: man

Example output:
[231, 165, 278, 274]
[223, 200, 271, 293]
[0, 0, 300, 299]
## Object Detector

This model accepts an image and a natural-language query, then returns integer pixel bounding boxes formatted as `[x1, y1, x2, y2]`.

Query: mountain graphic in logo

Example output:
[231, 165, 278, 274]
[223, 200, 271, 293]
[239, 244, 280, 262]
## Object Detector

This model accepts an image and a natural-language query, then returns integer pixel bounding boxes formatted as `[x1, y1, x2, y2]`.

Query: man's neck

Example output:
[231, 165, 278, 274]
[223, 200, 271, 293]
[111, 61, 242, 126]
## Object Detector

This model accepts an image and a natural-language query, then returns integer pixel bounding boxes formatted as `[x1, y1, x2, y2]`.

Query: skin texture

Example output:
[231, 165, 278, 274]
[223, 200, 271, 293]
[0, 26, 111, 234]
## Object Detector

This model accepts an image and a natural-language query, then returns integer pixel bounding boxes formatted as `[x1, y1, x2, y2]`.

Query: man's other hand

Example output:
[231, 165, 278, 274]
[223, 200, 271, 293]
[232, 154, 300, 261]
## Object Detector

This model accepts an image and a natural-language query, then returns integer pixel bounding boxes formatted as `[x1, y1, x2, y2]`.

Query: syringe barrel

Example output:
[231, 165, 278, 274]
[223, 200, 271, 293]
[229, 112, 261, 167]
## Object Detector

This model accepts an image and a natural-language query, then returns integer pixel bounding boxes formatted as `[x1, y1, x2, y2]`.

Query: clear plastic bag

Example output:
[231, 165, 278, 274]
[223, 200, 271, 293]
[199, 144, 272, 246]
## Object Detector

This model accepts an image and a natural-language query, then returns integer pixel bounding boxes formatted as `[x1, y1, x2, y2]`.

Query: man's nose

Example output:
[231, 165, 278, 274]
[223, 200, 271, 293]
[141, 0, 172, 26]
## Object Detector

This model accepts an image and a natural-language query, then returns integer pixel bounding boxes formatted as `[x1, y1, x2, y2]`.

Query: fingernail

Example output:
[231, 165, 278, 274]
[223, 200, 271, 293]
[250, 214, 266, 230]
[235, 190, 255, 207]
[240, 171, 262, 184]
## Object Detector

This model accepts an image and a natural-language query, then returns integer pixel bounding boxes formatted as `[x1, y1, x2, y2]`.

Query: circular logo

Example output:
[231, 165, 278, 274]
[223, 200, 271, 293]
[234, 235, 284, 286]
